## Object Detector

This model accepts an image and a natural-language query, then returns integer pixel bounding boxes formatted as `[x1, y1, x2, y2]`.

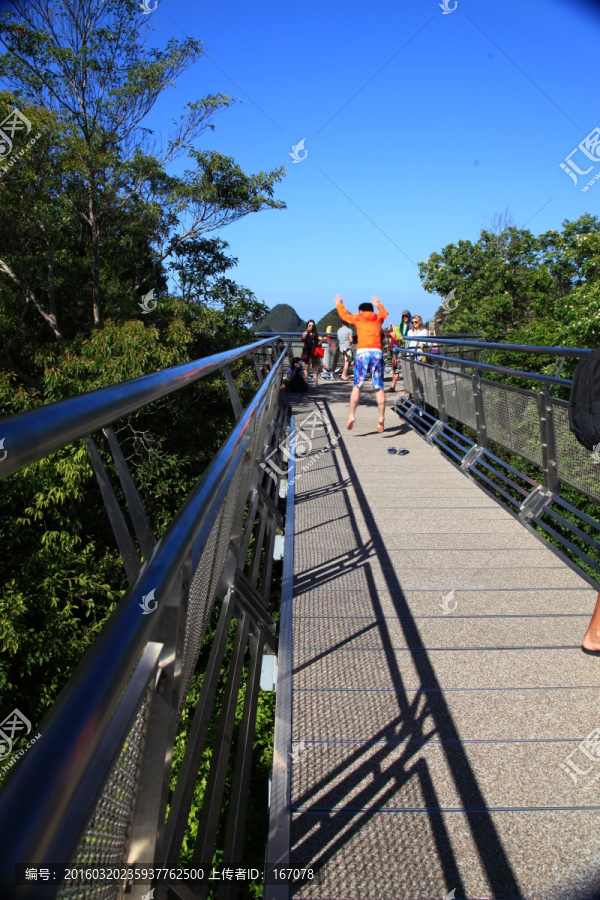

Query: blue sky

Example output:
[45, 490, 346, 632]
[144, 0, 600, 325]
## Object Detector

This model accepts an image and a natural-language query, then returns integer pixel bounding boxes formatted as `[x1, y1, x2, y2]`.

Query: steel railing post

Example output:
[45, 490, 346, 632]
[539, 387, 560, 494]
[409, 355, 423, 406]
[472, 370, 489, 450]
[433, 362, 448, 423]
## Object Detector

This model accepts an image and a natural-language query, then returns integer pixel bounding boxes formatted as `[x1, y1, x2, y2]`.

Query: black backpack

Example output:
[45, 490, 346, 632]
[568, 347, 600, 451]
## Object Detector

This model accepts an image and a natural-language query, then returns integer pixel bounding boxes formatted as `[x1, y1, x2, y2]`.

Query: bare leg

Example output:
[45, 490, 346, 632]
[314, 363, 319, 387]
[582, 590, 600, 652]
[304, 363, 309, 383]
[341, 357, 350, 380]
[376, 389, 385, 431]
[347, 385, 361, 429]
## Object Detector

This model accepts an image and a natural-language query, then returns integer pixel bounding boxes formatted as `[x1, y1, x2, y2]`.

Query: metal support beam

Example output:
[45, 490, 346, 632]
[85, 436, 140, 583]
[162, 589, 237, 866]
[252, 352, 264, 384]
[224, 365, 244, 421]
[218, 631, 265, 900]
[103, 426, 156, 559]
[190, 613, 251, 876]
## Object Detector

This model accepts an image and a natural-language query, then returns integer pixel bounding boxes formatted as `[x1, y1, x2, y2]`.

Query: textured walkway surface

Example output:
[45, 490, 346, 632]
[286, 378, 600, 900]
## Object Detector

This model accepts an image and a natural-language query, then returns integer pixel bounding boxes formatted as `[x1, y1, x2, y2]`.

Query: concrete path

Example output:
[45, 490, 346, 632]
[285, 378, 600, 900]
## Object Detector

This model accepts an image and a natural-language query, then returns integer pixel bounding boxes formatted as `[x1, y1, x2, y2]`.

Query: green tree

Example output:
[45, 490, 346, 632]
[0, 0, 284, 729]
[0, 0, 284, 364]
[418, 215, 600, 385]
[419, 226, 553, 342]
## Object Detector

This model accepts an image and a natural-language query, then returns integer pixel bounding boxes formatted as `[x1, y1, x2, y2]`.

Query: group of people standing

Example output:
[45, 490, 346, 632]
[385, 311, 437, 393]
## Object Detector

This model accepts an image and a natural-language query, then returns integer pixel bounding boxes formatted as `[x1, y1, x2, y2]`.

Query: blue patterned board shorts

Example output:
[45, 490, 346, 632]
[353, 350, 384, 391]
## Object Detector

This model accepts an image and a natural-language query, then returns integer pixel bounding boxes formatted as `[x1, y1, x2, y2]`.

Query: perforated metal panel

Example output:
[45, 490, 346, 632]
[482, 383, 543, 466]
[439, 371, 461, 422]
[179, 461, 245, 709]
[454, 373, 477, 429]
[400, 359, 413, 394]
[553, 401, 600, 500]
[57, 699, 149, 900]
[420, 365, 437, 407]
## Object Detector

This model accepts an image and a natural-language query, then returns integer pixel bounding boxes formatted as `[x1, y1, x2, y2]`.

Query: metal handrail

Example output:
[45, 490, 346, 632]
[0, 338, 289, 898]
[0, 337, 275, 478]
[414, 337, 593, 357]
[414, 352, 572, 386]
[397, 342, 600, 580]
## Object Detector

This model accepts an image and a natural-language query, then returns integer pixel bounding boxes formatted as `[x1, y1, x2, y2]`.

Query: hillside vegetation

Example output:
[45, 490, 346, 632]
[420, 214, 600, 379]
[253, 302, 305, 333]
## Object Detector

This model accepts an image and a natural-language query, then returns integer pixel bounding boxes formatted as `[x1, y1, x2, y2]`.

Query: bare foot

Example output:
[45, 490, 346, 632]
[341, 376, 349, 381]
[582, 633, 600, 653]
[347, 418, 355, 430]
[377, 421, 385, 433]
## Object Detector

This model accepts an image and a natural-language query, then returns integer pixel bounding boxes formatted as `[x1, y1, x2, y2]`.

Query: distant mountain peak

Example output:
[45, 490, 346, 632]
[253, 303, 305, 333]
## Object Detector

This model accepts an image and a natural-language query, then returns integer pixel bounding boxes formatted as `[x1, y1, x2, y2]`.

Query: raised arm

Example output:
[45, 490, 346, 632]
[371, 295, 389, 322]
[335, 294, 357, 324]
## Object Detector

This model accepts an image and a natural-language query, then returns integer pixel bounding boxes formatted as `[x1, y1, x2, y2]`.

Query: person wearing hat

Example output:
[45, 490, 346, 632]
[386, 310, 411, 392]
[397, 310, 411, 340]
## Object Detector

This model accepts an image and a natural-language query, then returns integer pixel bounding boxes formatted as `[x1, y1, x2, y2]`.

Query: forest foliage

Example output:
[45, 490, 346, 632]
[420, 212, 600, 383]
[0, 0, 285, 743]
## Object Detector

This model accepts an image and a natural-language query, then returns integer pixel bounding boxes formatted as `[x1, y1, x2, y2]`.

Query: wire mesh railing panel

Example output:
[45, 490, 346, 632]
[455, 373, 477, 430]
[56, 698, 150, 900]
[178, 459, 245, 711]
[481, 381, 512, 449]
[440, 370, 461, 421]
[553, 401, 600, 501]
[420, 365, 438, 407]
[505, 389, 544, 467]
[481, 383, 541, 466]
[401, 358, 414, 394]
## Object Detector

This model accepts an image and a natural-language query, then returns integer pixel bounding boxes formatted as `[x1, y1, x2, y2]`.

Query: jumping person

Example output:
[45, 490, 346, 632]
[335, 294, 389, 432]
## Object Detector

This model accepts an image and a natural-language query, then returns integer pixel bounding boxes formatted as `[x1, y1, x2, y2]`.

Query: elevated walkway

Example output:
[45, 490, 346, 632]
[283, 382, 600, 900]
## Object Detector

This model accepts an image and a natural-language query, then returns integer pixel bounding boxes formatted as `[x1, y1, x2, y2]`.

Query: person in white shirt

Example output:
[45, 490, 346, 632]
[337, 320, 354, 381]
[403, 315, 429, 399]
[405, 315, 429, 354]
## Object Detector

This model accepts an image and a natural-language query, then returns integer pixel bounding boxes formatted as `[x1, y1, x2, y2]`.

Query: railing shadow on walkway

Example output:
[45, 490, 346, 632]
[290, 395, 524, 900]
[293, 478, 353, 506]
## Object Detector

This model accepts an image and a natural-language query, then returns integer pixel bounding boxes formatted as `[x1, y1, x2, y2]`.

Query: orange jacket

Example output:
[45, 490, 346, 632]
[335, 298, 388, 350]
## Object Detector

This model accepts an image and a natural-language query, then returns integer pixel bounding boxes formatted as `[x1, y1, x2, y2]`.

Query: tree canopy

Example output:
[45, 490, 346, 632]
[0, 0, 286, 731]
[419, 213, 600, 357]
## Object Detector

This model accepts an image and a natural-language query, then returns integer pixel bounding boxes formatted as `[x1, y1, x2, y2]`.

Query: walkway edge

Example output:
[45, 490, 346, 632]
[264, 416, 295, 900]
